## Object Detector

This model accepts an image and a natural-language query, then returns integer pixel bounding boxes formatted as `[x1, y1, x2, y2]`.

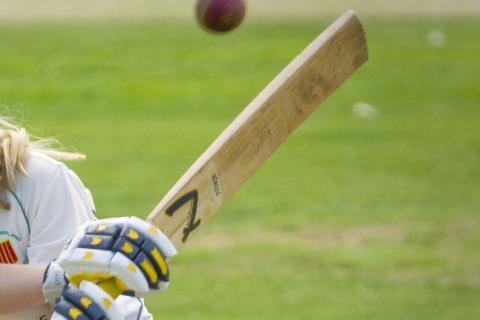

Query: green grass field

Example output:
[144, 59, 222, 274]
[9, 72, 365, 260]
[0, 14, 479, 319]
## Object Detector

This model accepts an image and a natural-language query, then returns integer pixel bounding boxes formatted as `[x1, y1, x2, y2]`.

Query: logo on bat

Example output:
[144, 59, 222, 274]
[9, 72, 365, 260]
[165, 190, 201, 242]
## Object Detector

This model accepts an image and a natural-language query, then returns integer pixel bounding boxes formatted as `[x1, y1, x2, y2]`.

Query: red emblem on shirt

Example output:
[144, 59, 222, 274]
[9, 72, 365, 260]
[0, 239, 18, 264]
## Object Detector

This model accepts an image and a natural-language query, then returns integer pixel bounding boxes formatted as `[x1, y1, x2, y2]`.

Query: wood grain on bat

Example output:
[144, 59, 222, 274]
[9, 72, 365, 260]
[147, 10, 368, 249]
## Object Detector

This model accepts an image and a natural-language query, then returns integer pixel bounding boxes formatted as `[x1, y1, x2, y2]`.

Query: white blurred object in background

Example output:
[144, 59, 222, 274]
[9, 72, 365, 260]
[352, 102, 378, 120]
[427, 29, 446, 47]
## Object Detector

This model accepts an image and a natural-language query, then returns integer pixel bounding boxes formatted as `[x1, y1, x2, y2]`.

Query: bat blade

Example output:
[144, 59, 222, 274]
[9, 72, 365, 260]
[148, 10, 368, 250]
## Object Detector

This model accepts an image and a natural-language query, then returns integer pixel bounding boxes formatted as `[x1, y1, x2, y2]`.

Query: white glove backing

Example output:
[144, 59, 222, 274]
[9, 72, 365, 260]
[42, 261, 68, 305]
[56, 216, 177, 296]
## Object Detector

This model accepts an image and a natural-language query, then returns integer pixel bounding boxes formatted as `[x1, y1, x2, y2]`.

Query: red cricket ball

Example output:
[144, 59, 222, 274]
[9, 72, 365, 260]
[196, 0, 246, 33]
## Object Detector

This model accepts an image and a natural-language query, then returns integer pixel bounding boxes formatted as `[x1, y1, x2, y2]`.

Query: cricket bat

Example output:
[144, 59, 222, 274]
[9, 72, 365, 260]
[148, 10, 368, 250]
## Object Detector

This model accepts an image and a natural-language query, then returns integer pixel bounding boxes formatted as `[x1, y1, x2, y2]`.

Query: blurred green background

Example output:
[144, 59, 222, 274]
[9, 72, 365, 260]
[0, 0, 479, 318]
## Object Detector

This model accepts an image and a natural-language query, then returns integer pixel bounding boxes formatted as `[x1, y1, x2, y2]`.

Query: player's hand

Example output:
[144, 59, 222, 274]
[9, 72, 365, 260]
[56, 216, 177, 296]
[51, 281, 153, 320]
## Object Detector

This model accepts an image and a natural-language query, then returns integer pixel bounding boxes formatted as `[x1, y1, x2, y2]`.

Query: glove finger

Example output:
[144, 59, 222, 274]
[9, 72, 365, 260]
[54, 281, 123, 320]
[113, 230, 170, 289]
[125, 217, 177, 259]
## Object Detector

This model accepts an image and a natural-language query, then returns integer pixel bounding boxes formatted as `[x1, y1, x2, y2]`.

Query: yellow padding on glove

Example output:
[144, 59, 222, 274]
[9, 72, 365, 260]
[90, 237, 103, 246]
[80, 297, 93, 309]
[140, 259, 158, 283]
[127, 229, 139, 241]
[151, 247, 168, 275]
[70, 273, 126, 299]
[121, 242, 134, 254]
[69, 307, 83, 319]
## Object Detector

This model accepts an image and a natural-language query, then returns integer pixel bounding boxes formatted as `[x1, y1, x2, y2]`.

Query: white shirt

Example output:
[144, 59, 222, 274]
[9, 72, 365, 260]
[0, 152, 95, 319]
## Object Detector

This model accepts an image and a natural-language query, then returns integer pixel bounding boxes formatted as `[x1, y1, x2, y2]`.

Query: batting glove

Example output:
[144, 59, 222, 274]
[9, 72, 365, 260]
[56, 216, 177, 296]
[51, 281, 153, 320]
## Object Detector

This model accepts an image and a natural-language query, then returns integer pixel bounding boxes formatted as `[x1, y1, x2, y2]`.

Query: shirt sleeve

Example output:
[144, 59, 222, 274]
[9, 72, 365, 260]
[27, 165, 95, 264]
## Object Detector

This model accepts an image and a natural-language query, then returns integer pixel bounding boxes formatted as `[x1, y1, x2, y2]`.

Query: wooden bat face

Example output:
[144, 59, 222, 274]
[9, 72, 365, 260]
[148, 10, 368, 250]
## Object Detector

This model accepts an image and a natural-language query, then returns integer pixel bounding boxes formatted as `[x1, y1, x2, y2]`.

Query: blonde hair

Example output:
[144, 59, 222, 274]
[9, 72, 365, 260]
[0, 117, 85, 209]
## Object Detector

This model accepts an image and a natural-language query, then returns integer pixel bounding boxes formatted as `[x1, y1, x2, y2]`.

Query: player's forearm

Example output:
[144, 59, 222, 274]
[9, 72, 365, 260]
[0, 264, 46, 314]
